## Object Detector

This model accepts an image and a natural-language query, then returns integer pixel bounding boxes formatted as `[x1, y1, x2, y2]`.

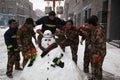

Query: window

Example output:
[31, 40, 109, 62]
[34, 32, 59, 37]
[83, 8, 91, 22]
[8, 8, 14, 14]
[88, 8, 91, 18]
[85, 10, 87, 22]
[2, 7, 6, 13]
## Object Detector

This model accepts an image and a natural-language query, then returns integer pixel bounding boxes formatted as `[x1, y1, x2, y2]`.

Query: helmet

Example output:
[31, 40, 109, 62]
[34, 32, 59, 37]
[43, 30, 52, 38]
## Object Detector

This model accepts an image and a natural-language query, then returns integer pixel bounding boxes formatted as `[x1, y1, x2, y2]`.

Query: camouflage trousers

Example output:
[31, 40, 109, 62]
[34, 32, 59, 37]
[91, 49, 106, 80]
[83, 45, 91, 73]
[70, 44, 78, 64]
[59, 40, 78, 64]
[6, 52, 20, 75]
[22, 51, 29, 68]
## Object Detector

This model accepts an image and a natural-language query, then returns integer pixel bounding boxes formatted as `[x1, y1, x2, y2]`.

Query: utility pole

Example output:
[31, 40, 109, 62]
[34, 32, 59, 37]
[53, 0, 55, 11]
[44, 0, 64, 11]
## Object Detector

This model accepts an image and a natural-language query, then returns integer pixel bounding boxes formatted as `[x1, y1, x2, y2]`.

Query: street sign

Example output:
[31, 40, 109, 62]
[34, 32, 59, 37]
[44, 0, 64, 11]
[45, 7, 52, 14]
[56, 6, 63, 14]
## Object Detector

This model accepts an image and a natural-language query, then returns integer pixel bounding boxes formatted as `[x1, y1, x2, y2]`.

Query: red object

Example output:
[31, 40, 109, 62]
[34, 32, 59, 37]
[79, 25, 87, 30]
[95, 28, 99, 32]
[19, 25, 25, 30]
[73, 27, 80, 31]
[93, 55, 102, 63]
[24, 49, 37, 59]
[36, 29, 41, 33]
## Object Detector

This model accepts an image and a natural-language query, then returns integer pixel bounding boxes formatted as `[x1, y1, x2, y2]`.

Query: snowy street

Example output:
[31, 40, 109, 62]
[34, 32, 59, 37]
[0, 28, 120, 80]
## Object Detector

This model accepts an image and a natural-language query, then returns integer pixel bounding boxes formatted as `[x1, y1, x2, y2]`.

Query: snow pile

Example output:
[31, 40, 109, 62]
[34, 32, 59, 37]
[19, 47, 87, 80]
[19, 30, 88, 80]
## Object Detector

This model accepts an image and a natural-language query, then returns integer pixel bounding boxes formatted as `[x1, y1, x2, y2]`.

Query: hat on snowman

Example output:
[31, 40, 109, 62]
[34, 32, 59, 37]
[43, 30, 53, 38]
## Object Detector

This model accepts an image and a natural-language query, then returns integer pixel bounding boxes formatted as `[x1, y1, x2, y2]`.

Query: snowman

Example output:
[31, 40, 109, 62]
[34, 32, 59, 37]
[19, 30, 88, 80]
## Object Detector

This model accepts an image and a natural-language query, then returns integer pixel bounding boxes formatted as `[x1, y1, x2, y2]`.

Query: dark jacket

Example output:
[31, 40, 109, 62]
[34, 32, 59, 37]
[36, 16, 65, 34]
[4, 27, 19, 53]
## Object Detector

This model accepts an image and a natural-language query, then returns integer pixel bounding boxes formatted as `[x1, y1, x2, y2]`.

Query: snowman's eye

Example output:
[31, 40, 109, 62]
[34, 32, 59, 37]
[45, 39, 47, 41]
[48, 39, 51, 41]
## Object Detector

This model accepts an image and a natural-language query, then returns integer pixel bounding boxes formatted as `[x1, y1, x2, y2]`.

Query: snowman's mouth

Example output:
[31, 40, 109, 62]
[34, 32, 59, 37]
[47, 43, 50, 46]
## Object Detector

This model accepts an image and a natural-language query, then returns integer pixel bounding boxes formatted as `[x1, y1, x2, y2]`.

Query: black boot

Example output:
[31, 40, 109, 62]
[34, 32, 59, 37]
[6, 73, 13, 78]
[15, 67, 23, 70]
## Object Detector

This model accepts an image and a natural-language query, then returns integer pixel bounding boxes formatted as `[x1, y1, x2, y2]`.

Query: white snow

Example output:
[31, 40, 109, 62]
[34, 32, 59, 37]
[19, 46, 87, 80]
[0, 28, 120, 80]
[19, 30, 88, 80]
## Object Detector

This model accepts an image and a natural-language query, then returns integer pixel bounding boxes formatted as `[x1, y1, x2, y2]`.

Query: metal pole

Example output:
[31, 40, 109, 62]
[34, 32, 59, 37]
[53, 0, 55, 11]
[107, 0, 111, 42]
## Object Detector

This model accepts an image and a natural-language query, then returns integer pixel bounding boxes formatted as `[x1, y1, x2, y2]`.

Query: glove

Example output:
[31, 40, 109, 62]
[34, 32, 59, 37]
[93, 55, 102, 63]
[79, 25, 87, 30]
[28, 54, 37, 67]
[53, 58, 64, 68]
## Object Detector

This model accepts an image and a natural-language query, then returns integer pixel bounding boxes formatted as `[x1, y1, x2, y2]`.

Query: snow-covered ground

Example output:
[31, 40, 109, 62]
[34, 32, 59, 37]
[0, 28, 120, 80]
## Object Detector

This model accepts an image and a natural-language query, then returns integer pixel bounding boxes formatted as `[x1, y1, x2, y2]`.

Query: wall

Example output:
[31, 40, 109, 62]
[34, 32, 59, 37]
[109, 0, 120, 40]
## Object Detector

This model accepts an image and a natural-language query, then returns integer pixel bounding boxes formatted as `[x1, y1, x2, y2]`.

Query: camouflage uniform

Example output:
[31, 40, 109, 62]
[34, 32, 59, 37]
[55, 28, 66, 46]
[17, 24, 36, 68]
[90, 25, 106, 80]
[81, 29, 92, 73]
[60, 27, 80, 64]
[4, 27, 21, 76]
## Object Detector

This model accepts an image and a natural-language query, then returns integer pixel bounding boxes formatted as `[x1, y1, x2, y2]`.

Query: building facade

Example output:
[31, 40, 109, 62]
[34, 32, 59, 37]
[0, 0, 35, 25]
[64, 0, 83, 26]
[64, 0, 120, 44]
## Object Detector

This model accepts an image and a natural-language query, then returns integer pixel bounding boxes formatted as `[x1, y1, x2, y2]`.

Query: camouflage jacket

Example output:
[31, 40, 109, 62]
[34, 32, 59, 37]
[17, 24, 36, 51]
[90, 26, 106, 55]
[80, 26, 92, 46]
[61, 27, 82, 45]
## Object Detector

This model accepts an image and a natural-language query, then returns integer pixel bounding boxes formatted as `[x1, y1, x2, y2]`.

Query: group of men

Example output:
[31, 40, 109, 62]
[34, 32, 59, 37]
[4, 11, 106, 80]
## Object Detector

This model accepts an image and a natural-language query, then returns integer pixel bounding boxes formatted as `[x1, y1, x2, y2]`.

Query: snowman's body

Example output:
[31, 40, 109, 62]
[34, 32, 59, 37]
[19, 30, 88, 80]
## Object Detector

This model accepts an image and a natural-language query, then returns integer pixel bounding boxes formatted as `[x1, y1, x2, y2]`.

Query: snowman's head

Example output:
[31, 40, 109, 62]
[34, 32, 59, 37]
[43, 30, 52, 38]
[41, 30, 56, 48]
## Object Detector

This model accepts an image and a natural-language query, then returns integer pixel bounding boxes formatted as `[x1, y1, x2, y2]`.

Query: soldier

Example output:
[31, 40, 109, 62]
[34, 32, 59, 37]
[80, 17, 98, 73]
[80, 24, 92, 73]
[4, 19, 22, 78]
[17, 18, 37, 68]
[59, 20, 82, 64]
[86, 15, 106, 80]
